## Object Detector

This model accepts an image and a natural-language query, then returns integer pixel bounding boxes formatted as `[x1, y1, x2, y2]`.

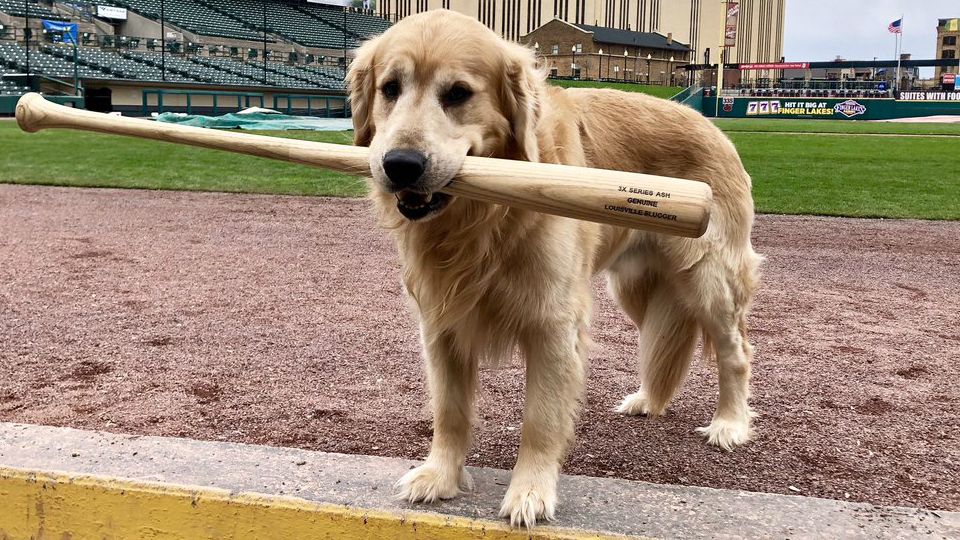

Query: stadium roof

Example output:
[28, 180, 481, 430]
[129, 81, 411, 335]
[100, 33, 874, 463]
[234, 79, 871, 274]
[572, 23, 691, 53]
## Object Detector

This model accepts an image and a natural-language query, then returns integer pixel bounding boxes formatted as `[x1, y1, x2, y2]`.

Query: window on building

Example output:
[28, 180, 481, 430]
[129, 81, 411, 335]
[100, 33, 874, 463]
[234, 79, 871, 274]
[944, 49, 957, 59]
[551, 44, 559, 55]
[943, 36, 957, 46]
[575, 43, 583, 53]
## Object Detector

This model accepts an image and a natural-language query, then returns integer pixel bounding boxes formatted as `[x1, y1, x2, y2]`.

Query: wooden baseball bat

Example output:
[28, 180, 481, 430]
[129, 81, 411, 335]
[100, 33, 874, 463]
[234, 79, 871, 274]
[15, 93, 712, 237]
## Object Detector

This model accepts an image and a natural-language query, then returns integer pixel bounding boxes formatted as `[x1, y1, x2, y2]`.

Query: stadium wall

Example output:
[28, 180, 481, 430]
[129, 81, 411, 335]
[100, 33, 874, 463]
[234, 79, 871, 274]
[85, 80, 347, 116]
[703, 95, 960, 119]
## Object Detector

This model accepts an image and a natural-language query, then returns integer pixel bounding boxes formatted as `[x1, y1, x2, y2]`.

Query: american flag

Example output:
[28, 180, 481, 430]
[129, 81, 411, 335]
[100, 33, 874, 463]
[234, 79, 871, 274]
[888, 18, 902, 34]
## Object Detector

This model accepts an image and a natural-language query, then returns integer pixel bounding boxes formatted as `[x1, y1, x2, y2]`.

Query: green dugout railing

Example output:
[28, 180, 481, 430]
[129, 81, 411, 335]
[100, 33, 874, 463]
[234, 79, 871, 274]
[141, 89, 265, 116]
[272, 94, 349, 118]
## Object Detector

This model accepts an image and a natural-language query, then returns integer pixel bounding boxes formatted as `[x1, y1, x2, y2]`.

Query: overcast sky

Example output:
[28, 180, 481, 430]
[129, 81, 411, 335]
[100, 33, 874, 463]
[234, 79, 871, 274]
[784, 0, 957, 73]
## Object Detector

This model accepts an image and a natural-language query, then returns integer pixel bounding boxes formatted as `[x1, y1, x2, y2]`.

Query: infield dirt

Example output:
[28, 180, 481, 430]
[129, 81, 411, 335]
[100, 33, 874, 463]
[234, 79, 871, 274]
[1, 184, 957, 511]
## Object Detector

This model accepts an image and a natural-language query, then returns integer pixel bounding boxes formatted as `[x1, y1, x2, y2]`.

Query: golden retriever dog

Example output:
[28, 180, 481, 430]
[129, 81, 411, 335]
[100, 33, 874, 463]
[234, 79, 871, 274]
[347, 10, 761, 528]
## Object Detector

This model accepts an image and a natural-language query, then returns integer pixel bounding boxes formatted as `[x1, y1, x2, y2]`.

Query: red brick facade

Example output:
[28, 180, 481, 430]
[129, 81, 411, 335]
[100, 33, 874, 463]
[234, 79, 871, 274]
[521, 19, 690, 85]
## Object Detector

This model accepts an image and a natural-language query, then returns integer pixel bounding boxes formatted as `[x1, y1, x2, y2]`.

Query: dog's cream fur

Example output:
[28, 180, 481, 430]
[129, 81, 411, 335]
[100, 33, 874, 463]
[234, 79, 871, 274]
[347, 10, 761, 528]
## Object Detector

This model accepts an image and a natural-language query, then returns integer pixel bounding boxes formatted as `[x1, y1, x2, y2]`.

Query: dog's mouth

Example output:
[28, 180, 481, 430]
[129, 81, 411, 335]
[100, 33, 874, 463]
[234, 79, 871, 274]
[395, 189, 452, 221]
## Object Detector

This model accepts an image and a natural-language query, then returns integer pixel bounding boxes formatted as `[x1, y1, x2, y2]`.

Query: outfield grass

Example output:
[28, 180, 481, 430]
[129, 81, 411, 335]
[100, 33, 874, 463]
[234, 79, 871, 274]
[547, 79, 683, 99]
[714, 118, 960, 136]
[728, 132, 960, 220]
[1, 120, 958, 220]
[0, 124, 366, 197]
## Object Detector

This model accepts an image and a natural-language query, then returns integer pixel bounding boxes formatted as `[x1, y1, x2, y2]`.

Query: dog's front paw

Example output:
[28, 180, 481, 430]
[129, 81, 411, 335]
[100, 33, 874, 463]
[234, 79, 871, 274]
[498, 476, 557, 528]
[695, 413, 755, 451]
[395, 463, 473, 503]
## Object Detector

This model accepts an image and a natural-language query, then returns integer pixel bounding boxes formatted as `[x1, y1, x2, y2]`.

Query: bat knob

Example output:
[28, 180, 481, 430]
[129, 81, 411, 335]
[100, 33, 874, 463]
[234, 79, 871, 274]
[16, 92, 47, 133]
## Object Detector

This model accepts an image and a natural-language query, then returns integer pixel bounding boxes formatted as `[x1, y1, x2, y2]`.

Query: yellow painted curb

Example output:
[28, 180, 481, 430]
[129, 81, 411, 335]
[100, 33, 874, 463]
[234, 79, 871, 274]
[0, 467, 630, 539]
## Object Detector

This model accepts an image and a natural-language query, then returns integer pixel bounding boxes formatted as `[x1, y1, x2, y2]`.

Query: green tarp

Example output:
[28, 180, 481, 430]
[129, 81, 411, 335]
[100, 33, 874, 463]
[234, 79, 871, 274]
[155, 112, 353, 131]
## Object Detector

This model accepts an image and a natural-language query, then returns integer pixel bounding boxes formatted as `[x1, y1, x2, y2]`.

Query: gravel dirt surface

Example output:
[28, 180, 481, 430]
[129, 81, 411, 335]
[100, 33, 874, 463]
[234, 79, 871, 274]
[1, 184, 958, 511]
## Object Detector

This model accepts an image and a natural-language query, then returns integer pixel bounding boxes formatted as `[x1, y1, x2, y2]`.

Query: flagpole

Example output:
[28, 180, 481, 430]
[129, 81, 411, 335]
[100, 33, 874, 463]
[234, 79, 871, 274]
[895, 14, 903, 93]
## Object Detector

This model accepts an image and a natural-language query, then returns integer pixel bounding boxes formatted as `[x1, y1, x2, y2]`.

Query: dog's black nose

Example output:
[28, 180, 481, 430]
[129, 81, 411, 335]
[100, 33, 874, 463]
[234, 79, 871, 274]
[382, 149, 427, 189]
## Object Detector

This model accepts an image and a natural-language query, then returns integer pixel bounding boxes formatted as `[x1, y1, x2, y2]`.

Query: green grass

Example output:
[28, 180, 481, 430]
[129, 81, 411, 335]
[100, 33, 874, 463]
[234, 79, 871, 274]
[714, 118, 960, 136]
[730, 132, 960, 219]
[547, 79, 683, 99]
[2, 118, 958, 220]
[0, 124, 366, 197]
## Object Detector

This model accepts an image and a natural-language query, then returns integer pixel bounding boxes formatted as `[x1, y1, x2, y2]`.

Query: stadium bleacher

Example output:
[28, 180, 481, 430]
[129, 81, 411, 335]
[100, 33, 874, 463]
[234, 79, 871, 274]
[0, 65, 30, 95]
[0, 42, 347, 91]
[296, 2, 389, 40]
[200, 0, 357, 49]
[124, 50, 259, 85]
[0, 0, 388, 99]
[111, 0, 268, 41]
[0, 41, 102, 80]
[0, 0, 66, 20]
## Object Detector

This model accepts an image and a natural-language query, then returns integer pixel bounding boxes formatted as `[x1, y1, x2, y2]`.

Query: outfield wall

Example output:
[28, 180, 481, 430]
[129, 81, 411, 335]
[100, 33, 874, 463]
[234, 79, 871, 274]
[700, 94, 960, 120]
[0, 94, 84, 114]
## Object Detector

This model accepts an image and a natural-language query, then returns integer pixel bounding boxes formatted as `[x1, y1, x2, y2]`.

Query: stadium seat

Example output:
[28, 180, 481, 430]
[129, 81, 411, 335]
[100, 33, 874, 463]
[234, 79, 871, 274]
[0, 42, 347, 90]
[0, 0, 67, 20]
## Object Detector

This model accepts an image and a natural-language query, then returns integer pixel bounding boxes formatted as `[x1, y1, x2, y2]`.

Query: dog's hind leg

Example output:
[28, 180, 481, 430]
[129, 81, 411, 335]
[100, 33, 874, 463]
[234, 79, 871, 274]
[395, 330, 477, 502]
[499, 317, 589, 528]
[686, 259, 758, 451]
[610, 272, 699, 417]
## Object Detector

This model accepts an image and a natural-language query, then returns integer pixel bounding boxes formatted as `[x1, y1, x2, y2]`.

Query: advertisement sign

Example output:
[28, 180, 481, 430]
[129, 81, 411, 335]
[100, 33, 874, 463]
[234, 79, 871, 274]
[833, 99, 867, 118]
[897, 91, 960, 101]
[942, 73, 956, 85]
[724, 2, 739, 48]
[715, 96, 960, 119]
[307, 0, 350, 6]
[96, 5, 127, 19]
[742, 99, 867, 118]
[739, 62, 809, 70]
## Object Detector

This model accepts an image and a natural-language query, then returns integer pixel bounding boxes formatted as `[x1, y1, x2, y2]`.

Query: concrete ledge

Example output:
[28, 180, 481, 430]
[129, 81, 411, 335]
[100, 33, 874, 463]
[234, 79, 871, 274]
[0, 423, 957, 539]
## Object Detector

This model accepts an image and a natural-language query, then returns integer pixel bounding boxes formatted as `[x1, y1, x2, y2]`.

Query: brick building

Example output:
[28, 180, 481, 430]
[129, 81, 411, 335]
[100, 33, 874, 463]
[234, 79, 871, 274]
[376, 0, 785, 75]
[935, 18, 959, 83]
[520, 19, 690, 84]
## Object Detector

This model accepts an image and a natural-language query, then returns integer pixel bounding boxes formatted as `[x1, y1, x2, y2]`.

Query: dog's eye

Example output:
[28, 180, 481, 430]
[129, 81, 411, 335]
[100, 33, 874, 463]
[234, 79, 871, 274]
[442, 84, 473, 107]
[382, 80, 401, 100]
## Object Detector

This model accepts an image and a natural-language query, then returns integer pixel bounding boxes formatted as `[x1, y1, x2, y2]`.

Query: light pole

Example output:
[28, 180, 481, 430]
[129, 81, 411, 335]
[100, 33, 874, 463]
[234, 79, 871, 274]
[598, 48, 603, 79]
[646, 53, 651, 85]
[71, 29, 78, 95]
[262, 0, 267, 85]
[571, 45, 576, 79]
[160, 0, 165, 81]
[623, 49, 628, 82]
[669, 56, 674, 86]
[24, 0, 29, 80]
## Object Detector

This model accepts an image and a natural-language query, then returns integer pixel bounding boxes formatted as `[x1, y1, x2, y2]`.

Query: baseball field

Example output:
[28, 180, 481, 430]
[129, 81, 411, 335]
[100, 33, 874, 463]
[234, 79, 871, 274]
[2, 118, 958, 219]
[1, 113, 958, 513]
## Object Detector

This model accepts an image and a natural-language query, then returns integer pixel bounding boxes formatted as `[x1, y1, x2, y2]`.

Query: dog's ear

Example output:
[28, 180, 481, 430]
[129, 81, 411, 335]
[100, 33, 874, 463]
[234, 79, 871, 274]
[500, 43, 543, 162]
[346, 37, 380, 147]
